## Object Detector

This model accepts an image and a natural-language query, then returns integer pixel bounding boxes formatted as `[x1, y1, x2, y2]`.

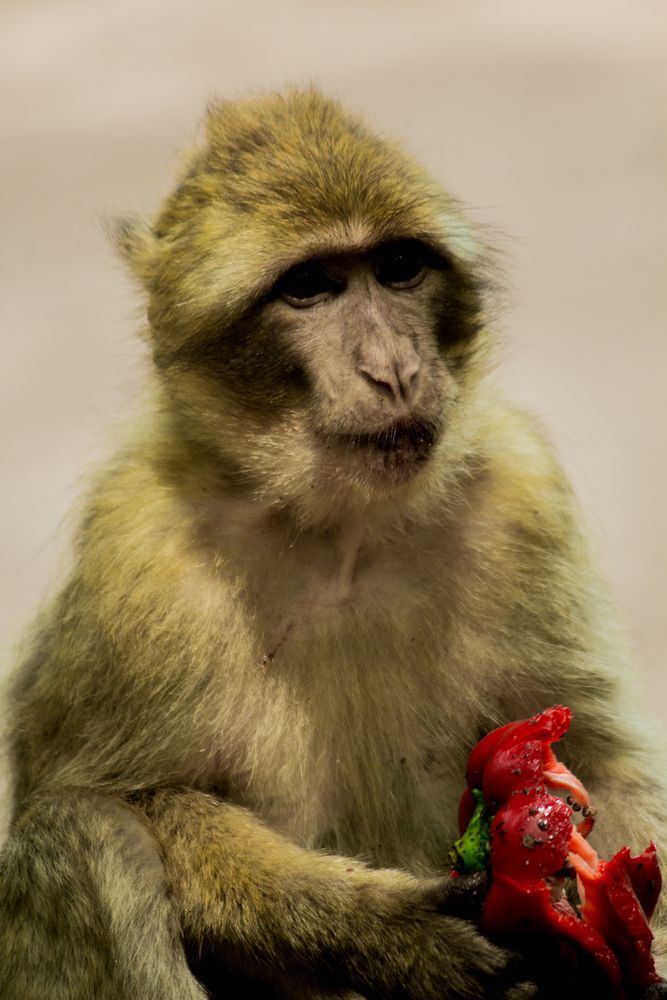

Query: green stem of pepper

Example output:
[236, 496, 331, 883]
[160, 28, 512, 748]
[450, 788, 492, 873]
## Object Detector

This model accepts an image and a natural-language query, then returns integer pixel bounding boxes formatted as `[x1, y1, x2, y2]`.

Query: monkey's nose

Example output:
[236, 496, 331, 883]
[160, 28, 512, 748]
[357, 344, 421, 407]
[359, 363, 420, 405]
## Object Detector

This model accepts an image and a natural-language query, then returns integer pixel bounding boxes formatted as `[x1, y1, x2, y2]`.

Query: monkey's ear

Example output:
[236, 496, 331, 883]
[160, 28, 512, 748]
[105, 214, 158, 289]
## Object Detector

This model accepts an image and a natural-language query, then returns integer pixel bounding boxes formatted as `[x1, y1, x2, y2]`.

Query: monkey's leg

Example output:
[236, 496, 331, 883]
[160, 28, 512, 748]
[0, 792, 206, 1000]
[140, 789, 536, 1000]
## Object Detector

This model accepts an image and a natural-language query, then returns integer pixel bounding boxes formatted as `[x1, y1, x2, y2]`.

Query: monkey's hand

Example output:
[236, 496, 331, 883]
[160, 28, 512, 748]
[351, 880, 538, 1000]
[140, 790, 538, 999]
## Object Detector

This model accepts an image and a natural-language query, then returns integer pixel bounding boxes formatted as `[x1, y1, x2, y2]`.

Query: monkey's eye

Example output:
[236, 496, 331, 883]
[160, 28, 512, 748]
[277, 264, 338, 306]
[377, 241, 426, 289]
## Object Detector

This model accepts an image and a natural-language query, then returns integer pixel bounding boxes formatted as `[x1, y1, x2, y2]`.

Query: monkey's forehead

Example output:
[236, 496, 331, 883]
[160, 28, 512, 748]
[156, 88, 481, 267]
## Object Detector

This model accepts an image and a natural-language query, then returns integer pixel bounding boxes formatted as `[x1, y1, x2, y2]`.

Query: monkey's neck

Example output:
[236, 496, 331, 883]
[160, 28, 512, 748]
[251, 513, 366, 670]
[332, 515, 365, 601]
[245, 501, 367, 600]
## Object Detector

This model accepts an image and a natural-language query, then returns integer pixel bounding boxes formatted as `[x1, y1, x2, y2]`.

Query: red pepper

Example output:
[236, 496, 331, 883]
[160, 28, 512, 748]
[568, 833, 662, 990]
[456, 706, 662, 995]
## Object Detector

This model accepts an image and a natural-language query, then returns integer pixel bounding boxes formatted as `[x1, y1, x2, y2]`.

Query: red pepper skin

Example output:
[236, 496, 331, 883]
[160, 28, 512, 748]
[466, 708, 573, 793]
[489, 794, 572, 881]
[481, 873, 622, 991]
[576, 848, 661, 988]
[466, 721, 520, 791]
[482, 739, 544, 807]
[484, 792, 626, 990]
[465, 707, 574, 813]
[621, 843, 662, 921]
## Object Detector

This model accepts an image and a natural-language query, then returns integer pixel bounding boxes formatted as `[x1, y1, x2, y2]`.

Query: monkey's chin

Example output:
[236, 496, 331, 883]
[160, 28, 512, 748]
[322, 421, 439, 490]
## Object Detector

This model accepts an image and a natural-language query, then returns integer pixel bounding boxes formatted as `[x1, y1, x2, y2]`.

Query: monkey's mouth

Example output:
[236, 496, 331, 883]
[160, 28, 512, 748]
[321, 419, 439, 487]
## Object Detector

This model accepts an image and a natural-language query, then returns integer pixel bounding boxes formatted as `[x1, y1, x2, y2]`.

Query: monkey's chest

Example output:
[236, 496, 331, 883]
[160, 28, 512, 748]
[252, 535, 435, 670]
[206, 525, 479, 872]
[222, 587, 468, 873]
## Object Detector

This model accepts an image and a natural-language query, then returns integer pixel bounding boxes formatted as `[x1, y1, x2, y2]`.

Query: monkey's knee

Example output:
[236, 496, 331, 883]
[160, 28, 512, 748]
[0, 792, 203, 1000]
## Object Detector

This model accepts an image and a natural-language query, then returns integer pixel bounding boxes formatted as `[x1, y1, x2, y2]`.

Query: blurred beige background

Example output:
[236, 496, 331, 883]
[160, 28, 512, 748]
[1, 1, 666, 731]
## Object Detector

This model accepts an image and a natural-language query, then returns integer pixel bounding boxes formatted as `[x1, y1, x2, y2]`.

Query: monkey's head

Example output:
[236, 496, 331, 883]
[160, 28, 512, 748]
[114, 88, 492, 527]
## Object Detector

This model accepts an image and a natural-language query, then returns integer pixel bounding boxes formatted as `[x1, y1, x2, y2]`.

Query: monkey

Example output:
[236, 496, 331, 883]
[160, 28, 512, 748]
[1, 86, 666, 1000]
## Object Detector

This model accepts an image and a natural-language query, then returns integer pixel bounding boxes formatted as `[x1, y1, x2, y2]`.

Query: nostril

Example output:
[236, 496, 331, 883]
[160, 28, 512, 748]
[359, 367, 398, 402]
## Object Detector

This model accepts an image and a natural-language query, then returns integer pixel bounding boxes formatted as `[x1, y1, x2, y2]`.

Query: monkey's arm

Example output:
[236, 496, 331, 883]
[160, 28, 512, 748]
[139, 787, 532, 1000]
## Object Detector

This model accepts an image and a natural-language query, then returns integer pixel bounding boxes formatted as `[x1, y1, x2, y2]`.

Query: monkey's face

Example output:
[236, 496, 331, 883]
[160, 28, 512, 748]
[255, 239, 479, 490]
[154, 234, 486, 519]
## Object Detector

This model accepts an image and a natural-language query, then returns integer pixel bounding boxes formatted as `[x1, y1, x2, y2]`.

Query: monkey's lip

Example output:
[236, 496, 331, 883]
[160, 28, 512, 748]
[320, 419, 439, 486]
[339, 420, 437, 457]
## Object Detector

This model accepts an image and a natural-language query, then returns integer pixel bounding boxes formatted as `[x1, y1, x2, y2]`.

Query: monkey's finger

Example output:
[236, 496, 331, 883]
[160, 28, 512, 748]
[430, 870, 488, 919]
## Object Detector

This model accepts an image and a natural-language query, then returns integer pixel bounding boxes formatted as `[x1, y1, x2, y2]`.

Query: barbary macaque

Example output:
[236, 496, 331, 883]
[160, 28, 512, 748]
[1, 87, 665, 1000]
